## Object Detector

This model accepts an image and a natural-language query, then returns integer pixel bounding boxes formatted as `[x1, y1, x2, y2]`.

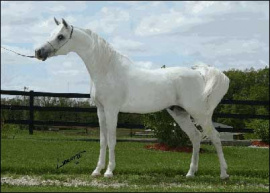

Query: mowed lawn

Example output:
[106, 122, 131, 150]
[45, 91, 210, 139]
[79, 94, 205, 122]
[1, 134, 269, 192]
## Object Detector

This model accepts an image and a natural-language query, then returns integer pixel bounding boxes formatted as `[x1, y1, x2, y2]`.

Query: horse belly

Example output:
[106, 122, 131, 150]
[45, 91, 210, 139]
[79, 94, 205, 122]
[120, 84, 176, 114]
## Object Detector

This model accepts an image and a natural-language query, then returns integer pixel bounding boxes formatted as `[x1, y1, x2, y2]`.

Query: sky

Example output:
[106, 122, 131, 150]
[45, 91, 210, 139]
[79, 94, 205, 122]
[1, 1, 269, 94]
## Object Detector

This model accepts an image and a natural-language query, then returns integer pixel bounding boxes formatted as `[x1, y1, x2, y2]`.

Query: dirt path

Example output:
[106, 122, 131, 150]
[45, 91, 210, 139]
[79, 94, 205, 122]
[1, 175, 269, 190]
[1, 175, 127, 188]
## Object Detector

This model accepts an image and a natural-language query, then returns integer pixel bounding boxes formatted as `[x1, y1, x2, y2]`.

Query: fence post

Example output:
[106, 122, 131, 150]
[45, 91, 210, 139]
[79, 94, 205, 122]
[29, 90, 34, 135]
[130, 128, 133, 138]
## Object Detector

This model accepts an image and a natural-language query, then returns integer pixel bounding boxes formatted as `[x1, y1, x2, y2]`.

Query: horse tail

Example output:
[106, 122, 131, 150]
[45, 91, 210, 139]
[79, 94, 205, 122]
[202, 66, 230, 113]
[192, 64, 230, 138]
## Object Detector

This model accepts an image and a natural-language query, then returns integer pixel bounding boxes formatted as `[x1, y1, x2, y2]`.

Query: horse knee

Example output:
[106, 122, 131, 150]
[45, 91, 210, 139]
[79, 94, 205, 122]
[209, 131, 221, 144]
[194, 130, 202, 140]
[100, 141, 107, 149]
[188, 130, 202, 144]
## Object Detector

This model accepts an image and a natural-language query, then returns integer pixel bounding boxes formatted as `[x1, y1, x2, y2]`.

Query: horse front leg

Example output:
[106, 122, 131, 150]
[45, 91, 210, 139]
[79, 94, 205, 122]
[104, 108, 118, 178]
[92, 107, 107, 177]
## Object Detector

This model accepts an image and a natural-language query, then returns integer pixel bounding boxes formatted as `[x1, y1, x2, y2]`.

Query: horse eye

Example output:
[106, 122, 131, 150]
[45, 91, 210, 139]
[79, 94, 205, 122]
[58, 35, 64, 40]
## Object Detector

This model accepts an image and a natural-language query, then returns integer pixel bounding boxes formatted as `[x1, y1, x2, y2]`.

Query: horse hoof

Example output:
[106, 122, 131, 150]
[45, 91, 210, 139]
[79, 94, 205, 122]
[91, 171, 101, 177]
[220, 174, 229, 180]
[186, 174, 195, 178]
[104, 172, 113, 178]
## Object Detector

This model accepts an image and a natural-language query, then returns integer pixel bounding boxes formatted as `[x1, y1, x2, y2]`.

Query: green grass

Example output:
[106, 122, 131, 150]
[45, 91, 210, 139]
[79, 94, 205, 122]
[5, 128, 152, 141]
[1, 133, 269, 192]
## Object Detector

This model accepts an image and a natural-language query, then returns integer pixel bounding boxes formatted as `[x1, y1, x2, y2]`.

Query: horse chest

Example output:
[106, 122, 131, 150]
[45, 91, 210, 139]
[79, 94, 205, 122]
[90, 80, 127, 107]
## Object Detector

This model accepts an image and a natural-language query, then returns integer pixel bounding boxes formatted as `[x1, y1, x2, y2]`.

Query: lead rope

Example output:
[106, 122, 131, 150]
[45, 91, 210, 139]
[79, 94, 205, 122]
[1, 25, 74, 59]
[1, 46, 35, 58]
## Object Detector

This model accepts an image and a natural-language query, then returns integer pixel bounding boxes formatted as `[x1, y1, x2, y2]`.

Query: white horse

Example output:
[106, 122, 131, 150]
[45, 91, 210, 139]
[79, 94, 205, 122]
[35, 18, 230, 179]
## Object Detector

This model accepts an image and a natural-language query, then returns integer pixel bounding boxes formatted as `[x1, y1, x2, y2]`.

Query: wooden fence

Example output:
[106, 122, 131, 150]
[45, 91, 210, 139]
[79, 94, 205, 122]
[1, 90, 269, 135]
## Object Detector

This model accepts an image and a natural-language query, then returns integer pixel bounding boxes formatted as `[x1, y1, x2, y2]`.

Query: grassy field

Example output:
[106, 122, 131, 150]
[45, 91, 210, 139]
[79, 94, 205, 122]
[1, 131, 269, 192]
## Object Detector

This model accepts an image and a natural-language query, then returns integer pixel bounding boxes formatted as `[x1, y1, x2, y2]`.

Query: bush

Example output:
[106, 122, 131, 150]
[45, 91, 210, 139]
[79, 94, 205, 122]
[1, 123, 22, 139]
[143, 110, 191, 147]
[247, 120, 269, 143]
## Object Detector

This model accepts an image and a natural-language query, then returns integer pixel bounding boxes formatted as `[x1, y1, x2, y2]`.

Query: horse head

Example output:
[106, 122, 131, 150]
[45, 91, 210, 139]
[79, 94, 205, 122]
[35, 18, 73, 61]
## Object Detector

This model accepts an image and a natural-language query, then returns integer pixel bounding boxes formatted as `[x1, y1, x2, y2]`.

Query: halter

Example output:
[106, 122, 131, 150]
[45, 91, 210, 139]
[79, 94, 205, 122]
[47, 25, 74, 55]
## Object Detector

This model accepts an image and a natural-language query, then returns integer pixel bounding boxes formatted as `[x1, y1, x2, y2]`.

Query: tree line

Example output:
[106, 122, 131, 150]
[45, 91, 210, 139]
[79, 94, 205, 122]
[214, 66, 269, 129]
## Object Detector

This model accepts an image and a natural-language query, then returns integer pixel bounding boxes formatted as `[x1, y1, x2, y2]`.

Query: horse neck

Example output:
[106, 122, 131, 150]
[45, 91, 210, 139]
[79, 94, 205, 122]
[71, 28, 126, 82]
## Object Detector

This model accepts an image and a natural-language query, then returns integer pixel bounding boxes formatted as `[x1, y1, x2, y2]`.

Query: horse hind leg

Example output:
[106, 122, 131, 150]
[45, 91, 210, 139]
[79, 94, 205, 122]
[199, 117, 229, 179]
[167, 106, 202, 178]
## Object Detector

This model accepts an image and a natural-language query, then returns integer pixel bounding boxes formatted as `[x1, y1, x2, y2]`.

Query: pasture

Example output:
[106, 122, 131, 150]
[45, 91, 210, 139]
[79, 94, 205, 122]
[1, 131, 269, 192]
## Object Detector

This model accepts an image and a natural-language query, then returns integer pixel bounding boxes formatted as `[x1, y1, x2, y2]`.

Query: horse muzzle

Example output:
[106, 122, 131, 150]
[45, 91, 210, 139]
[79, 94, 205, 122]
[35, 48, 48, 61]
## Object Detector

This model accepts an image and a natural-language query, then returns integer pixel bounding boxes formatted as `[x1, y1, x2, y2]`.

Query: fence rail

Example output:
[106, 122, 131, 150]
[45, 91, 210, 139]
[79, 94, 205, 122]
[1, 89, 269, 135]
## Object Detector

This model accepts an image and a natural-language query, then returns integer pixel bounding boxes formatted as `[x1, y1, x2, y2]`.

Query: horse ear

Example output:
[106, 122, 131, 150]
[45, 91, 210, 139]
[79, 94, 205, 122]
[54, 17, 60, 25]
[62, 18, 69, 28]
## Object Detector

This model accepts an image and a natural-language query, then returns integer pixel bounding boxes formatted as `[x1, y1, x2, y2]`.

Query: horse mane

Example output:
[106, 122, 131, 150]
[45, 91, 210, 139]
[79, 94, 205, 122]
[79, 27, 132, 64]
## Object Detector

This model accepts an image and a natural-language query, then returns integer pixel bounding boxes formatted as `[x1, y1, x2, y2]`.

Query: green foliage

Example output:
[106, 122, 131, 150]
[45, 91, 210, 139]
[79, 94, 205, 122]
[214, 67, 269, 141]
[246, 120, 269, 143]
[33, 97, 99, 127]
[143, 110, 191, 147]
[223, 67, 269, 101]
[118, 113, 143, 125]
[1, 123, 22, 139]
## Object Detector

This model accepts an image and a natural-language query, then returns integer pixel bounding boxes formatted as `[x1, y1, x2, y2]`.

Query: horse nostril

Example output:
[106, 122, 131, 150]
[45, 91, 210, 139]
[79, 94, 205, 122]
[36, 49, 42, 58]
[38, 50, 42, 57]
